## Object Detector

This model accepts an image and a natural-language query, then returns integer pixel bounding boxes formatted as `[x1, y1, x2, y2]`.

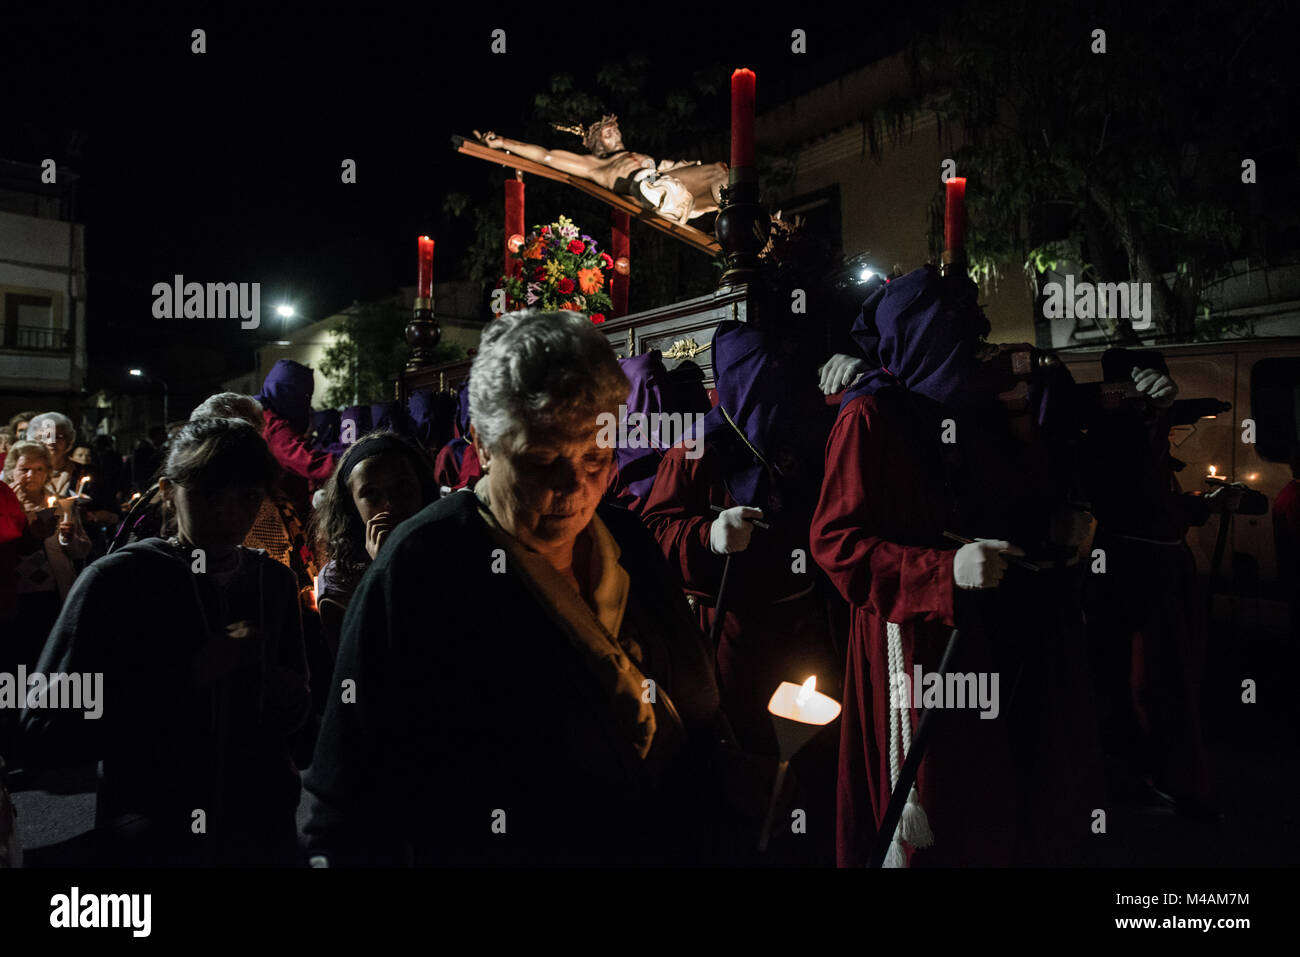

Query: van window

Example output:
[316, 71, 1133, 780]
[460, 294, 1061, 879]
[1250, 357, 1300, 464]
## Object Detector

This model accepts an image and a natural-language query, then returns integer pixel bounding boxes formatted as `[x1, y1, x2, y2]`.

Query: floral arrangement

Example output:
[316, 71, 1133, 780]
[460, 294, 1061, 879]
[499, 215, 613, 323]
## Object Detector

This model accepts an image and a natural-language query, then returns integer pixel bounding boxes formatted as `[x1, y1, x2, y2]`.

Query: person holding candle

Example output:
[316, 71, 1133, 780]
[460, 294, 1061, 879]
[305, 310, 746, 866]
[0, 473, 61, 756]
[810, 266, 1108, 867]
[3, 440, 90, 675]
[640, 321, 843, 759]
[21, 418, 311, 866]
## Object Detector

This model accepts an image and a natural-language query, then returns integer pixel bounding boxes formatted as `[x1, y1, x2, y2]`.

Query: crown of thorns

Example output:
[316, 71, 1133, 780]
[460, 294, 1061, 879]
[553, 115, 620, 155]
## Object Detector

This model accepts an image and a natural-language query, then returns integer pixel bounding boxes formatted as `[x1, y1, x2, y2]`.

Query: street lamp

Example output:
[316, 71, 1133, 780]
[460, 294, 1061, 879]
[276, 304, 295, 319]
[129, 368, 169, 426]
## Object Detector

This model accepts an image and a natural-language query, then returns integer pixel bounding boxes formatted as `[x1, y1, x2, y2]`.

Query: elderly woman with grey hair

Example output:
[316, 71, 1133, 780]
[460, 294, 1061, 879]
[305, 311, 742, 866]
[25, 412, 84, 499]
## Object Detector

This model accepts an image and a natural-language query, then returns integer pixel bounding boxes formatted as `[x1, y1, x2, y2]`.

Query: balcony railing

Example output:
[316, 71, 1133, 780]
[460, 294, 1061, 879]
[6, 324, 72, 351]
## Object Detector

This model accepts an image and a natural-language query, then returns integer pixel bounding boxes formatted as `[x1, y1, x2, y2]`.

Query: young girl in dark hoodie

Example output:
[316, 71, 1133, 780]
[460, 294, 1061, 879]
[22, 418, 311, 866]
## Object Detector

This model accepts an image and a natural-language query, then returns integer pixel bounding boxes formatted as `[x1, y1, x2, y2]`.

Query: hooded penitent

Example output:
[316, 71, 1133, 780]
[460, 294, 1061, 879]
[407, 390, 436, 449]
[443, 383, 472, 472]
[370, 402, 410, 436]
[310, 410, 341, 449]
[839, 265, 987, 410]
[686, 320, 814, 507]
[614, 351, 673, 500]
[339, 406, 373, 446]
[257, 360, 316, 435]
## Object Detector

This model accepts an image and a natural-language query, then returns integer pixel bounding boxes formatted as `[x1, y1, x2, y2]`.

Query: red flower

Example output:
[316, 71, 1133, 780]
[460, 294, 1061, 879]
[557, 277, 576, 295]
[590, 313, 606, 324]
[600, 252, 613, 270]
[512, 261, 523, 278]
[542, 226, 551, 234]
[567, 239, 585, 255]
[532, 266, 546, 281]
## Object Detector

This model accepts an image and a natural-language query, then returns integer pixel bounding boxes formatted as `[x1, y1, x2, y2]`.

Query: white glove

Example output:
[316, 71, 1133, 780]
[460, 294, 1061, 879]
[818, 353, 870, 395]
[953, 539, 1024, 590]
[709, 506, 764, 555]
[1132, 366, 1178, 409]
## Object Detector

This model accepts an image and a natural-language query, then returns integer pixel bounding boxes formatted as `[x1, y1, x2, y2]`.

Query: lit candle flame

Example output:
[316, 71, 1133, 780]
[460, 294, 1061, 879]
[795, 675, 816, 707]
[47, 496, 56, 508]
[1208, 465, 1218, 477]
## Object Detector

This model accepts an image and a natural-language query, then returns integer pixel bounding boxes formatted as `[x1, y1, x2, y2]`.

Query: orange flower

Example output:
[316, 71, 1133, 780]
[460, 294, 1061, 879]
[523, 240, 545, 260]
[577, 267, 604, 295]
[559, 302, 580, 311]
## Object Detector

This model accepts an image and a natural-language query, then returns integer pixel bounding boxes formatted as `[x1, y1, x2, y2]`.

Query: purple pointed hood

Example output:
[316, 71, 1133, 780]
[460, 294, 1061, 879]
[454, 382, 471, 439]
[310, 409, 340, 448]
[256, 359, 315, 434]
[408, 389, 437, 447]
[370, 401, 410, 435]
[840, 265, 985, 411]
[613, 351, 672, 499]
[340, 405, 372, 445]
[689, 320, 799, 506]
[435, 383, 475, 470]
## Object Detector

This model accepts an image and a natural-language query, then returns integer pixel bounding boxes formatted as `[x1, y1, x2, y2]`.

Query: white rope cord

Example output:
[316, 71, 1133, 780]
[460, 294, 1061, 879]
[883, 622, 934, 867]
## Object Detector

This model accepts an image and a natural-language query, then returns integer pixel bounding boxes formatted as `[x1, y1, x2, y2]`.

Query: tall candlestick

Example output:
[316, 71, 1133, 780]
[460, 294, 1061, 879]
[417, 236, 435, 301]
[730, 68, 756, 172]
[944, 177, 967, 253]
[408, 236, 441, 371]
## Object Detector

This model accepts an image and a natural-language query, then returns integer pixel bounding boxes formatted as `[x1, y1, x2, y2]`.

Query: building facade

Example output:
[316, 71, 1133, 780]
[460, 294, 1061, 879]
[0, 159, 88, 429]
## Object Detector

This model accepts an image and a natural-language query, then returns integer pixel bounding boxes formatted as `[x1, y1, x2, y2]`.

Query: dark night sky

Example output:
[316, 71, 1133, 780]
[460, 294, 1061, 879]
[3, 6, 931, 412]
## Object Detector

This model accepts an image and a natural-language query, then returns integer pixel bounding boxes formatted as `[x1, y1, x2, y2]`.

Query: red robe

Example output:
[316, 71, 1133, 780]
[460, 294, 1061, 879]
[433, 441, 481, 491]
[263, 409, 337, 514]
[604, 461, 655, 515]
[811, 390, 1017, 866]
[641, 444, 840, 755]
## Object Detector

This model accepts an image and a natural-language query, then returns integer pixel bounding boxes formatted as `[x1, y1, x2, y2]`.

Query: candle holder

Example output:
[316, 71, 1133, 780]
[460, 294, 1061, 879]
[405, 296, 442, 373]
[758, 677, 841, 853]
[940, 248, 967, 278]
[715, 169, 770, 288]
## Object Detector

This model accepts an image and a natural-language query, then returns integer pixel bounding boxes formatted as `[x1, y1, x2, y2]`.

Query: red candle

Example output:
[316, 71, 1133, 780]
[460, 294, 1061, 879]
[944, 177, 966, 252]
[731, 68, 756, 169]
[417, 236, 435, 300]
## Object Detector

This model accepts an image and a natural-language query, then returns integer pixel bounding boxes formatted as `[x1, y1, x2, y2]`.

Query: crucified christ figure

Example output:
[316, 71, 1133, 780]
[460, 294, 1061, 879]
[474, 115, 728, 225]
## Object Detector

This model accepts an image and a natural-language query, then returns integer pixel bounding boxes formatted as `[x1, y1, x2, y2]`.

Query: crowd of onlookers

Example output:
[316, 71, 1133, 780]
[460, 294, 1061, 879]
[0, 359, 479, 864]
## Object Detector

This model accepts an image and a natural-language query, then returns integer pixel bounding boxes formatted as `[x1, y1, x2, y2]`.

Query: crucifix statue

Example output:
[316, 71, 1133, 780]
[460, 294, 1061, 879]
[474, 115, 728, 225]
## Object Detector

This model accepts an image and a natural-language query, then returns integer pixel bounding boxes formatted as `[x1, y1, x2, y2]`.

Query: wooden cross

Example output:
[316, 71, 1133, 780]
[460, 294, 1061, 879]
[453, 135, 722, 256]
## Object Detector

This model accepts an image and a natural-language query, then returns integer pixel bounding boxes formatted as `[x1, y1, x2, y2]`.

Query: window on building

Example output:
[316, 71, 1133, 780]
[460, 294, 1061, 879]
[3, 291, 66, 351]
